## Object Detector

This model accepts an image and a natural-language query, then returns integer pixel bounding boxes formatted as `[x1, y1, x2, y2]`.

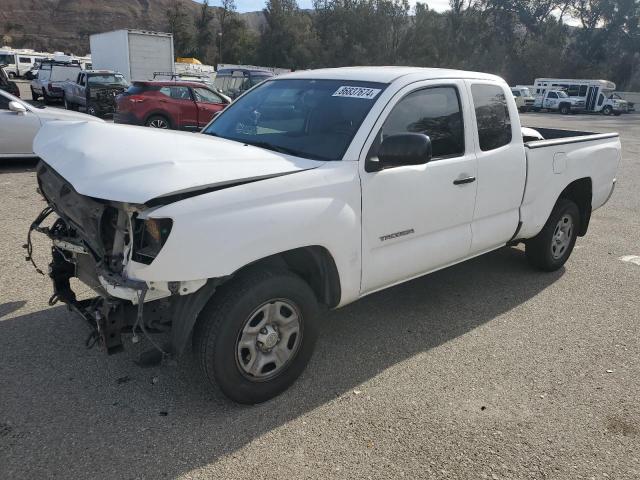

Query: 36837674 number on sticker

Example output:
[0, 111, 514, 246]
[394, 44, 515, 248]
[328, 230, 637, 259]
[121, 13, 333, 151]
[332, 86, 382, 99]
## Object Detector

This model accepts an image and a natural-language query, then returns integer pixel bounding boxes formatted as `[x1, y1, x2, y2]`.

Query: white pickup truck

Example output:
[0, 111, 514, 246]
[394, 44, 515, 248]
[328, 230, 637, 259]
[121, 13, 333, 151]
[30, 67, 620, 404]
[533, 89, 586, 114]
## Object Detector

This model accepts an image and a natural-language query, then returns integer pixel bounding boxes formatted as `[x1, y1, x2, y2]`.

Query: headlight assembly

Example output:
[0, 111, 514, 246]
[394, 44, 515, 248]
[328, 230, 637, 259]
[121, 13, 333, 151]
[132, 217, 173, 264]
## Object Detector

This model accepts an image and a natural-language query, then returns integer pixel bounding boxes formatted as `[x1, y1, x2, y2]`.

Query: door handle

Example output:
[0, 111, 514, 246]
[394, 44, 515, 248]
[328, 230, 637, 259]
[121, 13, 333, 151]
[453, 176, 476, 185]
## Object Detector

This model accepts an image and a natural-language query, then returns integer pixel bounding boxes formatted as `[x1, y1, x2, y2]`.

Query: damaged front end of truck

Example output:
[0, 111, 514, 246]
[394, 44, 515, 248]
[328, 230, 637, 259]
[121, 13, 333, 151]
[28, 161, 219, 358]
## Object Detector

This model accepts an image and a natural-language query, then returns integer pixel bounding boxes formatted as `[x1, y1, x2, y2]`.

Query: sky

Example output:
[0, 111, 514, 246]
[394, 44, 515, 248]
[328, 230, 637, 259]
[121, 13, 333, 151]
[207, 0, 452, 13]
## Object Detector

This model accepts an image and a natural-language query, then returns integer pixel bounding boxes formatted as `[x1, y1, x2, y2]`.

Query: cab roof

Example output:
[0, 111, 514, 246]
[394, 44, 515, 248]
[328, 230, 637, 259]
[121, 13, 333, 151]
[279, 66, 504, 84]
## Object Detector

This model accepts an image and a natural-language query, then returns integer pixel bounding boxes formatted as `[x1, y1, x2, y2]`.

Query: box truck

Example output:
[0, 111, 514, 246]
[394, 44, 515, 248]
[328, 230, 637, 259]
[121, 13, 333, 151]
[90, 30, 174, 83]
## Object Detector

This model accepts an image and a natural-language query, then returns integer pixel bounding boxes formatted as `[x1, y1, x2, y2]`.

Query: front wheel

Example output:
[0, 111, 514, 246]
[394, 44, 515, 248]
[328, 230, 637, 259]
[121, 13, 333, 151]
[602, 105, 612, 116]
[86, 103, 99, 116]
[194, 269, 319, 404]
[559, 104, 570, 115]
[525, 198, 580, 271]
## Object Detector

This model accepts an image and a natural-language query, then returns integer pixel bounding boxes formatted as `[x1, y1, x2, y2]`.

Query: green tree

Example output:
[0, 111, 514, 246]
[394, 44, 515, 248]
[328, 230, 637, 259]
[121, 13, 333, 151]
[194, 0, 216, 63]
[166, 0, 193, 57]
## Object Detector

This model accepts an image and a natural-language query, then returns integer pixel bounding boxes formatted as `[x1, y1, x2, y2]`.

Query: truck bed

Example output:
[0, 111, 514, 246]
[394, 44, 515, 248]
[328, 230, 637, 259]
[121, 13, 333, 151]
[518, 127, 620, 239]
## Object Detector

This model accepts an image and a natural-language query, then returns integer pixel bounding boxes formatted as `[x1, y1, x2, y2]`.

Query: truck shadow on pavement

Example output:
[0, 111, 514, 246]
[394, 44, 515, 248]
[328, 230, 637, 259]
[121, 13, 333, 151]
[0, 246, 563, 478]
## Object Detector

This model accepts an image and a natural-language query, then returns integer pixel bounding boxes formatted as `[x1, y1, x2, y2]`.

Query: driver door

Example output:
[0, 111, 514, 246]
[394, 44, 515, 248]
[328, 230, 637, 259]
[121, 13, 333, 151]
[359, 80, 478, 293]
[0, 95, 41, 156]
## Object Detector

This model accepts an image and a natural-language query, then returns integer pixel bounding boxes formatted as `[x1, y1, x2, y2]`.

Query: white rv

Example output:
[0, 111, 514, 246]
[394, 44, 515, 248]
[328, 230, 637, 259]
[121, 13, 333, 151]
[533, 78, 628, 115]
[0, 48, 50, 78]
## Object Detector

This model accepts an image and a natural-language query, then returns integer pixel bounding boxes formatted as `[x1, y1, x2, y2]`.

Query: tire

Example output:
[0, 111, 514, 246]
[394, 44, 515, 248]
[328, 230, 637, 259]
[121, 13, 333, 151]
[42, 89, 51, 105]
[559, 104, 570, 115]
[145, 115, 171, 129]
[8, 72, 16, 79]
[63, 96, 76, 111]
[30, 88, 39, 101]
[86, 103, 99, 116]
[194, 268, 320, 404]
[602, 106, 612, 116]
[525, 198, 580, 272]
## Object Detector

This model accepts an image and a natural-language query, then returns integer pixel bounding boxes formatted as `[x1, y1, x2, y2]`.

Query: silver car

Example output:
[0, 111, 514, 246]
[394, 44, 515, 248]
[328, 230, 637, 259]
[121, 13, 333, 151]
[0, 88, 102, 159]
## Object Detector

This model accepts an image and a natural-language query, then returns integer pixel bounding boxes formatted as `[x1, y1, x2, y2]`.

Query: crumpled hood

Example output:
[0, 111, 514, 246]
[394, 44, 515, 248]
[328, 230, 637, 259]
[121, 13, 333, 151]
[34, 121, 323, 204]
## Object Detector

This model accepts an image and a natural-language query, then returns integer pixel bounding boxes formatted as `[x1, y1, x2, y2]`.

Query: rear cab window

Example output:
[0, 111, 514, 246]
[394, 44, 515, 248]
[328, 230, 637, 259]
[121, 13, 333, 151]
[470, 84, 512, 151]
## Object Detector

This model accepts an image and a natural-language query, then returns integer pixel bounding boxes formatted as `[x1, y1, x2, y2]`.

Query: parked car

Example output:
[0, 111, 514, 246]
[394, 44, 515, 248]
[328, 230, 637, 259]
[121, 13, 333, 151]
[0, 64, 20, 97]
[31, 67, 620, 404]
[0, 88, 101, 158]
[62, 70, 128, 117]
[533, 89, 586, 114]
[214, 68, 273, 99]
[31, 60, 82, 104]
[114, 80, 230, 130]
[510, 86, 535, 112]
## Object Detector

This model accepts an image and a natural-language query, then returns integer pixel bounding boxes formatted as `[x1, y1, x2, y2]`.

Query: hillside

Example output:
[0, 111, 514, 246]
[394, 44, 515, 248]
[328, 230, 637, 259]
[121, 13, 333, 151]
[1, 0, 264, 56]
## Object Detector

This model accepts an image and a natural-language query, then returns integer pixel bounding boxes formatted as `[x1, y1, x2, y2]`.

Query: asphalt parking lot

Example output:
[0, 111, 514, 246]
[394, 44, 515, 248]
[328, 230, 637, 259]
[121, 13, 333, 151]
[1, 111, 639, 479]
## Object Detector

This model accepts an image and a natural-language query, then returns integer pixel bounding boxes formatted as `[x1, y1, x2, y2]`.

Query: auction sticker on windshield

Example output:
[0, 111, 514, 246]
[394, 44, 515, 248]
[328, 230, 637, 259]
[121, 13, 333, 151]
[332, 86, 381, 99]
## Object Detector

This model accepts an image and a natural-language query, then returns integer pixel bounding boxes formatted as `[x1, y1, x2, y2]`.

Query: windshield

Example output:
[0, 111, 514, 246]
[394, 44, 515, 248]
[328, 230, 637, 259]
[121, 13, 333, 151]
[521, 88, 532, 97]
[557, 91, 568, 98]
[88, 74, 127, 86]
[202, 79, 386, 161]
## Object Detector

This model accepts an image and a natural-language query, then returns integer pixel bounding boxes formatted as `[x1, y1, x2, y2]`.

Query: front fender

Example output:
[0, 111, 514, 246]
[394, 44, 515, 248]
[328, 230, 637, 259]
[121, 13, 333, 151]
[124, 162, 363, 306]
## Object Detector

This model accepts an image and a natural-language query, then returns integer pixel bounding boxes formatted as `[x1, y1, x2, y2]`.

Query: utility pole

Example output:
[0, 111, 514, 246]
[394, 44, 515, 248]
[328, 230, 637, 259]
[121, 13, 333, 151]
[218, 32, 223, 65]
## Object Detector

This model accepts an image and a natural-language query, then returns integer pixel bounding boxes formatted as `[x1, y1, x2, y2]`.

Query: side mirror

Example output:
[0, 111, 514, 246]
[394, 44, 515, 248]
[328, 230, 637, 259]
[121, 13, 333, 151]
[8, 101, 27, 114]
[367, 133, 432, 172]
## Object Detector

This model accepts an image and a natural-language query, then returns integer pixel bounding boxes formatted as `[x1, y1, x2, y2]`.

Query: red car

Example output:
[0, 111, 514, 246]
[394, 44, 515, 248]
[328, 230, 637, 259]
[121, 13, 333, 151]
[114, 81, 229, 130]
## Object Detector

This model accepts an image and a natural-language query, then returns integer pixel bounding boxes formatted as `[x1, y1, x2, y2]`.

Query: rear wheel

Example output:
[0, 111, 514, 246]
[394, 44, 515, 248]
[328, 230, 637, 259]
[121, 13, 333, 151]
[63, 96, 77, 111]
[525, 198, 580, 271]
[8, 72, 16, 79]
[145, 115, 170, 129]
[194, 269, 319, 404]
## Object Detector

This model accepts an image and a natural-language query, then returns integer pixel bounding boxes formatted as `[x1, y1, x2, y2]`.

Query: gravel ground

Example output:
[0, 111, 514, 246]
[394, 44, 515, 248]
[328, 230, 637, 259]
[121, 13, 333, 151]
[0, 112, 638, 479]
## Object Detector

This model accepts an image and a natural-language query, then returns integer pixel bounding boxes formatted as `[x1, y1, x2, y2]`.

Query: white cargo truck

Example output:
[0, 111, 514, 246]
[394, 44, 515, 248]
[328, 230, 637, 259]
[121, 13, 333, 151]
[89, 29, 174, 83]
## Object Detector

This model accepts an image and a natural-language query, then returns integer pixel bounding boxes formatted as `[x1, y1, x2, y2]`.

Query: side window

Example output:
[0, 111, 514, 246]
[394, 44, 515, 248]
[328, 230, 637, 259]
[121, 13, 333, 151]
[512, 90, 521, 97]
[171, 86, 192, 100]
[79, 74, 85, 86]
[568, 85, 580, 96]
[579, 85, 588, 96]
[19, 57, 31, 64]
[547, 91, 558, 99]
[160, 86, 191, 100]
[371, 86, 464, 160]
[597, 94, 604, 106]
[193, 87, 222, 103]
[471, 84, 512, 152]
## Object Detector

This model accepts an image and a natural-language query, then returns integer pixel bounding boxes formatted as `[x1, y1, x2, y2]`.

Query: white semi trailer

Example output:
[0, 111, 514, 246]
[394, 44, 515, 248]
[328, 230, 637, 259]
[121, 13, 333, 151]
[90, 29, 174, 83]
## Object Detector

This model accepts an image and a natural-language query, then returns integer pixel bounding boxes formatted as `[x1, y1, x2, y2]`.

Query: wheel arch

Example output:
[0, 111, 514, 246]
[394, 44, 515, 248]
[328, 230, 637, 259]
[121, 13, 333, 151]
[232, 245, 342, 309]
[558, 177, 592, 236]
[143, 110, 173, 128]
